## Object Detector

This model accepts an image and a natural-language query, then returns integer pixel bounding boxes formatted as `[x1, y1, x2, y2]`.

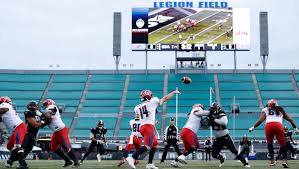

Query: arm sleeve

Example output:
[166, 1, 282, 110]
[90, 128, 95, 139]
[193, 108, 209, 117]
[164, 126, 169, 141]
[214, 115, 228, 126]
[175, 126, 179, 140]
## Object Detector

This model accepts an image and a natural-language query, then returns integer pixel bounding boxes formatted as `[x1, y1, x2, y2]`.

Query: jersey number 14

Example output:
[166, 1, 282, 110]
[139, 106, 149, 119]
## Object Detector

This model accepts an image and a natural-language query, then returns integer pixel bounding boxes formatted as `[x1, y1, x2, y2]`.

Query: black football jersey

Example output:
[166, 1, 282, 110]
[284, 131, 292, 141]
[240, 140, 251, 149]
[91, 127, 107, 142]
[209, 110, 227, 131]
[24, 110, 43, 136]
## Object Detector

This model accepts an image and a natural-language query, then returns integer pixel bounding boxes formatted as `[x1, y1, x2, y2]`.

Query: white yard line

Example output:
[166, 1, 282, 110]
[183, 15, 232, 43]
[149, 9, 205, 35]
[153, 11, 222, 44]
[207, 28, 233, 44]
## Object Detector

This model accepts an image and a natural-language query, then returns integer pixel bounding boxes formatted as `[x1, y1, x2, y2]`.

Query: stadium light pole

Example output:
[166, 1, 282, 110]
[209, 87, 213, 139]
[176, 87, 179, 127]
[233, 96, 236, 141]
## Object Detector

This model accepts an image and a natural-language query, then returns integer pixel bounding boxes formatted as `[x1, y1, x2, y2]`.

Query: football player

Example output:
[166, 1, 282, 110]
[171, 104, 209, 167]
[0, 96, 28, 169]
[126, 89, 179, 169]
[275, 126, 297, 161]
[209, 103, 250, 168]
[249, 99, 299, 168]
[6, 101, 48, 167]
[80, 120, 107, 163]
[43, 99, 80, 168]
[238, 135, 253, 163]
[118, 114, 142, 167]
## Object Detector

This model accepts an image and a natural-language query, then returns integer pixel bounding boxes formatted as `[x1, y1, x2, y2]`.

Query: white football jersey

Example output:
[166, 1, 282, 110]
[183, 107, 204, 134]
[0, 103, 23, 134]
[134, 97, 160, 126]
[263, 107, 283, 124]
[130, 119, 142, 137]
[46, 105, 65, 132]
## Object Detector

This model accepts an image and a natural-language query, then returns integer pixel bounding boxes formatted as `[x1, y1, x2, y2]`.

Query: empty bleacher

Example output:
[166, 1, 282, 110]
[1, 71, 299, 139]
[257, 74, 299, 113]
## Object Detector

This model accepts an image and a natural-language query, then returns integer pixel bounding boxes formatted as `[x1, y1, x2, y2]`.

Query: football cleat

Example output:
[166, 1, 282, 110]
[72, 161, 80, 168]
[244, 164, 251, 168]
[219, 156, 225, 167]
[5, 160, 13, 168]
[146, 163, 159, 169]
[117, 158, 125, 167]
[177, 155, 187, 164]
[63, 161, 73, 168]
[126, 157, 136, 169]
[97, 154, 101, 163]
[170, 160, 179, 167]
[269, 160, 277, 166]
[282, 160, 289, 168]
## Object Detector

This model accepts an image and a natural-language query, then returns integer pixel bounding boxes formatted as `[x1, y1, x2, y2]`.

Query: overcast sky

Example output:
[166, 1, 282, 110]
[0, 0, 298, 70]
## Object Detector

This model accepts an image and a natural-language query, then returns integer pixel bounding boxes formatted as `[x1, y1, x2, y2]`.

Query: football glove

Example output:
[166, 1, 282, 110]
[248, 126, 255, 132]
[294, 128, 299, 134]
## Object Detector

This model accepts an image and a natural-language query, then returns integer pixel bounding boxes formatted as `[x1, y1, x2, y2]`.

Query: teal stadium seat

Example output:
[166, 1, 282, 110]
[168, 74, 214, 82]
[91, 74, 126, 82]
[53, 74, 87, 82]
[50, 83, 85, 91]
[217, 74, 252, 82]
[130, 74, 164, 82]
[256, 74, 291, 82]
[0, 74, 50, 82]
[85, 91, 122, 99]
[80, 106, 119, 113]
[76, 117, 116, 130]
[89, 82, 124, 90]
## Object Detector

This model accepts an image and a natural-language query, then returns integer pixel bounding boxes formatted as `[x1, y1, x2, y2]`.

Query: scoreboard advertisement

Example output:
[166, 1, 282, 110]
[132, 7, 250, 51]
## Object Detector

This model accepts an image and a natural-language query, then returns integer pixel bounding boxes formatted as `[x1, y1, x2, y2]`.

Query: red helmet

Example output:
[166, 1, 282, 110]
[192, 104, 204, 109]
[140, 90, 153, 101]
[0, 96, 12, 104]
[267, 99, 278, 108]
[43, 99, 55, 108]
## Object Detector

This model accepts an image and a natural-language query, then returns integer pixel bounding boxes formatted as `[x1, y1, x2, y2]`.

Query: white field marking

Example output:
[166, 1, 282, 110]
[149, 8, 205, 35]
[153, 11, 222, 44]
[207, 28, 233, 44]
[183, 15, 232, 44]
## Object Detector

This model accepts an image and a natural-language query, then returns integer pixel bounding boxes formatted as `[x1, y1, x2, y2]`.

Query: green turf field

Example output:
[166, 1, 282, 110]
[149, 10, 233, 45]
[1, 160, 299, 169]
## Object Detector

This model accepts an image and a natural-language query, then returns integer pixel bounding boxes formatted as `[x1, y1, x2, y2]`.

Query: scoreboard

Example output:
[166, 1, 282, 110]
[132, 7, 250, 51]
[146, 44, 238, 51]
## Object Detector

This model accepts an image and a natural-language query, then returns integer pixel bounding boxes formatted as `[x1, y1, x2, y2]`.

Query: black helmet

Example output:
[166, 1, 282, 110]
[27, 101, 38, 111]
[210, 102, 221, 112]
[97, 120, 104, 127]
[284, 126, 288, 131]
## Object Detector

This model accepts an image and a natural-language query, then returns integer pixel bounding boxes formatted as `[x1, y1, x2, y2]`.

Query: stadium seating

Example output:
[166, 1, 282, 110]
[257, 74, 299, 113]
[1, 72, 299, 139]
[218, 74, 259, 112]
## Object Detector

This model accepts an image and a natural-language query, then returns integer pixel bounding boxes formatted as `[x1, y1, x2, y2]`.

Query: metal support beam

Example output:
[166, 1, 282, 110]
[233, 50, 237, 72]
[261, 55, 268, 71]
[114, 55, 120, 72]
[145, 51, 148, 74]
